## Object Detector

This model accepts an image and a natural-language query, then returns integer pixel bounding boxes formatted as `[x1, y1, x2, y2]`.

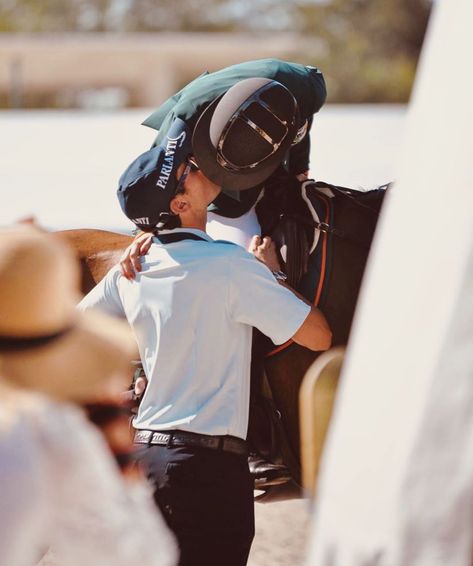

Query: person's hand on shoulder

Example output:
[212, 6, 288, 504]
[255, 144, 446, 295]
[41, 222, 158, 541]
[248, 235, 282, 272]
[120, 232, 154, 280]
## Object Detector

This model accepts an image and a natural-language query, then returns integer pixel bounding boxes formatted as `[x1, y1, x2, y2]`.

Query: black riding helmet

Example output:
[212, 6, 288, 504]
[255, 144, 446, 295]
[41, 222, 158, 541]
[192, 78, 299, 191]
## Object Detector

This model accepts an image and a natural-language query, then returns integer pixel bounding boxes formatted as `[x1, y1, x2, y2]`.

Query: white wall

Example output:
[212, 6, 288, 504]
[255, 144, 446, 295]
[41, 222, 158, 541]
[308, 1, 473, 564]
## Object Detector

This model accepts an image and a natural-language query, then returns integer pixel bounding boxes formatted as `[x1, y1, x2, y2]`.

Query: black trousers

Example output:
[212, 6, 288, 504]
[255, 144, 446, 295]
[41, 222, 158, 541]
[136, 443, 255, 566]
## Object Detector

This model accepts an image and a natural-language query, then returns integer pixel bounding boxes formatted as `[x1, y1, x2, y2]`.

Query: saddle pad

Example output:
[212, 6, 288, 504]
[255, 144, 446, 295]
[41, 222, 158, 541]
[298, 182, 334, 306]
[267, 183, 333, 357]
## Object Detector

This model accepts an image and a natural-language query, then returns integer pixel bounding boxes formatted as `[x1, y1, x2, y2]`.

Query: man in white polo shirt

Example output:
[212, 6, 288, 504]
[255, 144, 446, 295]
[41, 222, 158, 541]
[79, 117, 331, 566]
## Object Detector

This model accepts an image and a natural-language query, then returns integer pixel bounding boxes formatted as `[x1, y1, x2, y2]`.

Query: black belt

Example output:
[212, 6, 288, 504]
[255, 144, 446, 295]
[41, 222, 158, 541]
[134, 429, 248, 456]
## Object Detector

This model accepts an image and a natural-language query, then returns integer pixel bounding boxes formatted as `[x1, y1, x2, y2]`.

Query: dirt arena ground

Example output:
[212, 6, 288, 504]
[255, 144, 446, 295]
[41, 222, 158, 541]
[248, 498, 312, 565]
[39, 496, 313, 565]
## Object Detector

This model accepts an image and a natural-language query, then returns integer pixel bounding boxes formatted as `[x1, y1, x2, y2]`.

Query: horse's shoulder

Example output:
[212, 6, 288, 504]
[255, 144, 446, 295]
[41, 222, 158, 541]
[55, 229, 133, 256]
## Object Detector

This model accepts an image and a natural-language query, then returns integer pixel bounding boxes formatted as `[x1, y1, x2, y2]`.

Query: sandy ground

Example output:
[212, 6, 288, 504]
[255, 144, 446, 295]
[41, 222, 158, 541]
[248, 498, 312, 566]
[38, 494, 313, 565]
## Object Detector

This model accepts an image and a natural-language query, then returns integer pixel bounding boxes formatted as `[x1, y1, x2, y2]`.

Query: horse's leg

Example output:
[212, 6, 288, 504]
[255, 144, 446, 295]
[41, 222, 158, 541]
[264, 346, 319, 484]
[246, 331, 295, 488]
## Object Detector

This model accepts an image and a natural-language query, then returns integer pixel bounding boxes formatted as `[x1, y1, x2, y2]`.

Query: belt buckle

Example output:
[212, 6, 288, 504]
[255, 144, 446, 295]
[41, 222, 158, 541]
[135, 430, 152, 443]
[152, 432, 170, 445]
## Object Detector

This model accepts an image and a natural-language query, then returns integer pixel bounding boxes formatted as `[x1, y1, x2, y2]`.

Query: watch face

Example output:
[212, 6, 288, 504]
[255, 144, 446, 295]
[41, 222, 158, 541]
[273, 270, 288, 282]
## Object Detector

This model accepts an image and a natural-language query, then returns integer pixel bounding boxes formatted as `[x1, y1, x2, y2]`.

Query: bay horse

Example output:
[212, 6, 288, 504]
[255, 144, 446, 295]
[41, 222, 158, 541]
[56, 180, 388, 495]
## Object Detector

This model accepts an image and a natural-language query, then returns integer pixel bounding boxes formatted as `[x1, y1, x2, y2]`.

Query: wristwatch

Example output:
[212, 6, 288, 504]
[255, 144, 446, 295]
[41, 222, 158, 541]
[272, 270, 288, 283]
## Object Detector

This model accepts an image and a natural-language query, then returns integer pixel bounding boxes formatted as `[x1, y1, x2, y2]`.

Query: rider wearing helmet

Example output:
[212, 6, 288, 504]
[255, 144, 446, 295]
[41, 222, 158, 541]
[117, 60, 327, 491]
[141, 58, 326, 247]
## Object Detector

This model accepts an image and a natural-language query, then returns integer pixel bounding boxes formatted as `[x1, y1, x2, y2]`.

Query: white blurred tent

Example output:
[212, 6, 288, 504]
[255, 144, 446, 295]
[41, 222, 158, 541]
[307, 0, 473, 564]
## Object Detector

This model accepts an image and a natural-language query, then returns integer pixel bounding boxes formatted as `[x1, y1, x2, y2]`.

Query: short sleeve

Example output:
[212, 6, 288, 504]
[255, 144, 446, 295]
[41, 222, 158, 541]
[227, 251, 311, 344]
[77, 267, 125, 318]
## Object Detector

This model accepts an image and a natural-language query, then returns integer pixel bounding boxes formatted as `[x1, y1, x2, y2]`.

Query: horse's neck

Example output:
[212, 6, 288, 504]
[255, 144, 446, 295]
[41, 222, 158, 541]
[56, 229, 133, 256]
[55, 229, 134, 293]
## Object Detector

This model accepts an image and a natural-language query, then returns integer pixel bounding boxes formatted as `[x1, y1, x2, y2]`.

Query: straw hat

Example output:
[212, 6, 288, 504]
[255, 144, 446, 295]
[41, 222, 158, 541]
[0, 226, 137, 402]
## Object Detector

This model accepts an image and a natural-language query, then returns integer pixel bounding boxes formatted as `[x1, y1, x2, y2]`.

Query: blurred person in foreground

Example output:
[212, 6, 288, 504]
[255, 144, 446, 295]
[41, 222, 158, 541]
[121, 58, 326, 265]
[0, 226, 177, 566]
[79, 117, 332, 566]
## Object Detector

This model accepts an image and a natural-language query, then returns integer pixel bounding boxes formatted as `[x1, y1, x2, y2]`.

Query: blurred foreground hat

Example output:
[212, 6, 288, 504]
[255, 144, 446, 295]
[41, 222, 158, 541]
[193, 78, 298, 191]
[0, 227, 137, 402]
[117, 118, 192, 231]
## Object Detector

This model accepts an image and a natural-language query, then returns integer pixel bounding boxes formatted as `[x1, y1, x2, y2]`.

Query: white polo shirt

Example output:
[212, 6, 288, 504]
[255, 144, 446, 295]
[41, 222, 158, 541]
[79, 228, 310, 440]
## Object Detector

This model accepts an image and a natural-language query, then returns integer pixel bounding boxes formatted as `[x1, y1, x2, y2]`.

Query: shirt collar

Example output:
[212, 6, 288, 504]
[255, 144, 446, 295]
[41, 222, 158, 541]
[154, 228, 213, 243]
